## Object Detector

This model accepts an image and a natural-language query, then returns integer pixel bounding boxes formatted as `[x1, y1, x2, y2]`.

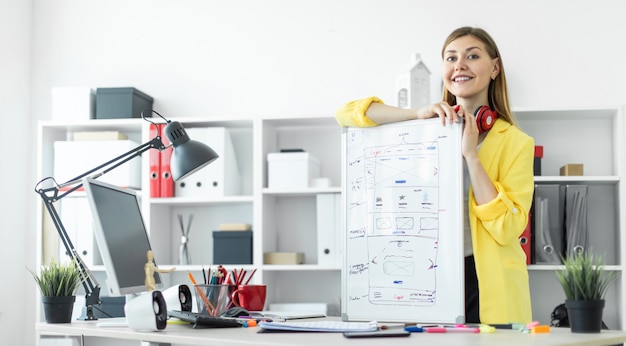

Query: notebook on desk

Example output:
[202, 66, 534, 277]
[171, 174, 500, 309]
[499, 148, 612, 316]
[257, 320, 378, 332]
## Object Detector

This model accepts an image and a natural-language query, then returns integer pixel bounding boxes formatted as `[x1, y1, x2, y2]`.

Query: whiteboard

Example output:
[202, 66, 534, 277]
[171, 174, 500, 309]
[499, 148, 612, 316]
[341, 118, 465, 324]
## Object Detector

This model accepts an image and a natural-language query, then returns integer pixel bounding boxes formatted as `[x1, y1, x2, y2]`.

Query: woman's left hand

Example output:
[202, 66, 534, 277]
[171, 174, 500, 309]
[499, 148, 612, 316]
[458, 106, 480, 159]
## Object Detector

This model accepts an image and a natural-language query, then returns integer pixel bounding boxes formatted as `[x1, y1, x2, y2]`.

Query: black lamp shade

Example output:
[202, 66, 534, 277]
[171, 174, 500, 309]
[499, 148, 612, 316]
[163, 121, 219, 181]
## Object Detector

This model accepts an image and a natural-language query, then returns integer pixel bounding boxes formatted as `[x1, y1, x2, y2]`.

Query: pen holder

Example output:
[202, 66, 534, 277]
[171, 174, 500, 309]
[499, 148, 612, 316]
[194, 284, 230, 317]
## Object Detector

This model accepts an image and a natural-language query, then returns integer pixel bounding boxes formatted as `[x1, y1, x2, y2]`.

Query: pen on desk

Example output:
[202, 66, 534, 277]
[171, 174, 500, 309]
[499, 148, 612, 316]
[202, 266, 207, 284]
[488, 323, 525, 330]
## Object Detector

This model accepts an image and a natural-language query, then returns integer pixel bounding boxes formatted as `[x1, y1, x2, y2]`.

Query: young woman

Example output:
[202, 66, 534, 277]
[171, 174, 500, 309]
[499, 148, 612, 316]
[335, 27, 534, 324]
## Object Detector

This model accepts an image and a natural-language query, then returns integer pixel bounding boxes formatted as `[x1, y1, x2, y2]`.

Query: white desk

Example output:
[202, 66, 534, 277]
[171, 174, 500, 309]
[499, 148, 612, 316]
[36, 319, 626, 346]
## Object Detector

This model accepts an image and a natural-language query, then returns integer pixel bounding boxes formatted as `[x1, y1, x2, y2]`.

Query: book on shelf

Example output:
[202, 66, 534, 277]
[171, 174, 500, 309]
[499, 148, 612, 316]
[218, 223, 252, 231]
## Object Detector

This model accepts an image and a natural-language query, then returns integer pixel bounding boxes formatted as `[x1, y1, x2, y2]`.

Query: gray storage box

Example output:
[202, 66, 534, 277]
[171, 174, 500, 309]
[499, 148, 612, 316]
[95, 296, 125, 318]
[213, 230, 253, 264]
[96, 87, 153, 119]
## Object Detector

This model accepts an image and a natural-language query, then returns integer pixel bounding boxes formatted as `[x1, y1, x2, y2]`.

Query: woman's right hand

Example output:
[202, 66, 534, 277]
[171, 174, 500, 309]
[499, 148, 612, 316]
[417, 102, 462, 126]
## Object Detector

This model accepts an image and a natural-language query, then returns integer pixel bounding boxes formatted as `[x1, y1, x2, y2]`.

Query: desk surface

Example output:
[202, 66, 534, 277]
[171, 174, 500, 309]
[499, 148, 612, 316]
[37, 319, 626, 346]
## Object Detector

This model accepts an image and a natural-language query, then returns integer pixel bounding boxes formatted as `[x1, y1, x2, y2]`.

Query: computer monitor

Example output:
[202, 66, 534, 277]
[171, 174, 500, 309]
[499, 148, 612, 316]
[83, 177, 162, 297]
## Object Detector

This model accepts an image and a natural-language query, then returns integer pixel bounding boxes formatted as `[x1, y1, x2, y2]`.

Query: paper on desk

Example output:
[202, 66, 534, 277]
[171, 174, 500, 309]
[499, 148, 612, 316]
[258, 320, 377, 332]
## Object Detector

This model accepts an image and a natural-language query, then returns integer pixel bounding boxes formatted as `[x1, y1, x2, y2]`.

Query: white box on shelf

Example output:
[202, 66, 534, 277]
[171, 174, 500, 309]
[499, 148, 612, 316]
[51, 86, 95, 121]
[53, 140, 142, 189]
[174, 127, 241, 197]
[268, 152, 320, 189]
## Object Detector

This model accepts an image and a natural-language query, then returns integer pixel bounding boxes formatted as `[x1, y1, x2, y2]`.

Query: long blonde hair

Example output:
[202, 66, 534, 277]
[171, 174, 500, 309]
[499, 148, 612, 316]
[441, 27, 516, 126]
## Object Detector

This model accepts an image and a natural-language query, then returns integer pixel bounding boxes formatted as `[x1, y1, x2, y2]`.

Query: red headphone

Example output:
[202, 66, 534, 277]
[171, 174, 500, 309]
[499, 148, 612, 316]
[474, 106, 498, 133]
[455, 105, 498, 133]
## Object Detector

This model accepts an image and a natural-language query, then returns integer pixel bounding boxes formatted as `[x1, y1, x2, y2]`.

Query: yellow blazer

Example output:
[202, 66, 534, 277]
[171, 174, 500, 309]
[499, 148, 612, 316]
[470, 116, 534, 324]
[335, 97, 534, 324]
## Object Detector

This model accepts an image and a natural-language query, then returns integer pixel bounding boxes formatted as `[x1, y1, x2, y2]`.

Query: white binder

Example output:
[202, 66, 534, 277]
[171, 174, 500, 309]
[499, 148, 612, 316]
[175, 127, 241, 197]
[316, 193, 341, 266]
[58, 196, 96, 267]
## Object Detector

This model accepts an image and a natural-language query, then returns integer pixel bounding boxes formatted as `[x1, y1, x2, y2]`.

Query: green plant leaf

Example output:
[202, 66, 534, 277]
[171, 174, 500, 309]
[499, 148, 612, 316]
[28, 258, 86, 296]
[556, 251, 618, 301]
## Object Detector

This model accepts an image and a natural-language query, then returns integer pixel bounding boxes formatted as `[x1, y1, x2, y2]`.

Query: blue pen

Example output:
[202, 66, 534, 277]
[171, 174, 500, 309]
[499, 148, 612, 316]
[404, 326, 424, 333]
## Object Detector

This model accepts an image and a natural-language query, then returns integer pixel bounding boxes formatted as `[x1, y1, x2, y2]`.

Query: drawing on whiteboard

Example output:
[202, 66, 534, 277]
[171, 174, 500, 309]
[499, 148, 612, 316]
[348, 132, 442, 306]
[342, 118, 464, 323]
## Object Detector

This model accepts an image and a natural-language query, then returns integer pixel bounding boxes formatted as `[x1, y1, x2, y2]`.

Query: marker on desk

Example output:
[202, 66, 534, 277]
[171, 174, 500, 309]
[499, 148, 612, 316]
[479, 325, 495, 334]
[404, 326, 424, 333]
[425, 326, 480, 333]
[488, 323, 525, 330]
[526, 321, 540, 329]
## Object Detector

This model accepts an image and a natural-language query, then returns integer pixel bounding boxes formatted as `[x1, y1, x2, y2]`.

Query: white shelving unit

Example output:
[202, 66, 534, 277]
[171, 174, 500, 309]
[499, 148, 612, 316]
[35, 115, 345, 321]
[35, 106, 624, 327]
[516, 106, 625, 329]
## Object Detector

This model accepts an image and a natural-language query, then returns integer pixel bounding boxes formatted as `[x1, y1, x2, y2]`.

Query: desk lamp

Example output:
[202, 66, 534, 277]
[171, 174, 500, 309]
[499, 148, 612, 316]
[34, 110, 219, 320]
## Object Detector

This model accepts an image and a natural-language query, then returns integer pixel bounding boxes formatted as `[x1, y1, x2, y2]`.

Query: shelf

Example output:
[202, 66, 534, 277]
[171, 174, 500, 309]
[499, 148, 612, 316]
[261, 264, 341, 271]
[514, 106, 619, 120]
[262, 187, 341, 196]
[150, 195, 254, 206]
[527, 264, 623, 272]
[39, 118, 144, 130]
[534, 176, 619, 184]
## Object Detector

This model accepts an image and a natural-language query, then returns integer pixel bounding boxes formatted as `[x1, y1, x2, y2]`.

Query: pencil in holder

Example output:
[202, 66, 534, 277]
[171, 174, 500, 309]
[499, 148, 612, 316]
[194, 284, 230, 316]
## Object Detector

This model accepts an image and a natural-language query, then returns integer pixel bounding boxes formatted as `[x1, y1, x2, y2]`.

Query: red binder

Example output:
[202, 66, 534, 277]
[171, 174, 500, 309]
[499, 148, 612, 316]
[159, 123, 174, 197]
[149, 124, 161, 198]
[520, 213, 532, 265]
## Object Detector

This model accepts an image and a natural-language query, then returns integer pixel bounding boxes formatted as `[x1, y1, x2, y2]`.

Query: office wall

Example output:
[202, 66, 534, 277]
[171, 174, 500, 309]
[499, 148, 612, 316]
[11, 0, 626, 344]
[0, 0, 33, 345]
[30, 0, 626, 121]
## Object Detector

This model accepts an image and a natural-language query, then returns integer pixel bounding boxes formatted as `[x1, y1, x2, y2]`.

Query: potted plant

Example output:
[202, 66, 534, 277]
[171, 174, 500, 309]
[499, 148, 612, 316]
[29, 259, 84, 323]
[556, 251, 618, 333]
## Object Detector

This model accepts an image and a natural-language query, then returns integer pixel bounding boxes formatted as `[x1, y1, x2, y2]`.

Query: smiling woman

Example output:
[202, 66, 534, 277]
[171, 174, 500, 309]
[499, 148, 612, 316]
[334, 26, 535, 325]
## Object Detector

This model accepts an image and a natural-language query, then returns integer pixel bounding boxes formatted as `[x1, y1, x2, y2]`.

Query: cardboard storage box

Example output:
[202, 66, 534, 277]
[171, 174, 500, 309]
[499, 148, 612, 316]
[213, 230, 252, 264]
[264, 252, 305, 265]
[268, 152, 320, 189]
[95, 87, 153, 119]
[560, 163, 583, 176]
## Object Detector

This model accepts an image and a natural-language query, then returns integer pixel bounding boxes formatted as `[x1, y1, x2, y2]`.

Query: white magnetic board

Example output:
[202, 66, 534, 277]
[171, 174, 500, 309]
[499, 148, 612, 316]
[341, 118, 465, 324]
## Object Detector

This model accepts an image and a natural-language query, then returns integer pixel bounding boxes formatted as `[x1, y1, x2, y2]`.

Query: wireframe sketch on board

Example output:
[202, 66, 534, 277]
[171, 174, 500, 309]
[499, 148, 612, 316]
[341, 118, 465, 324]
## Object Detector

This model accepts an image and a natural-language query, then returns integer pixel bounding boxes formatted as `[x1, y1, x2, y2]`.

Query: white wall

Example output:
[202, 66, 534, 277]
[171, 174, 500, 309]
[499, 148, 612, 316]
[0, 0, 33, 345]
[6, 0, 625, 344]
[30, 0, 626, 122]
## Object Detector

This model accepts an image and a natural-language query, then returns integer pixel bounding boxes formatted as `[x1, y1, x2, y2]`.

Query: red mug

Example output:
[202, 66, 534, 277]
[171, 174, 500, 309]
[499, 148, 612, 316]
[230, 284, 267, 311]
